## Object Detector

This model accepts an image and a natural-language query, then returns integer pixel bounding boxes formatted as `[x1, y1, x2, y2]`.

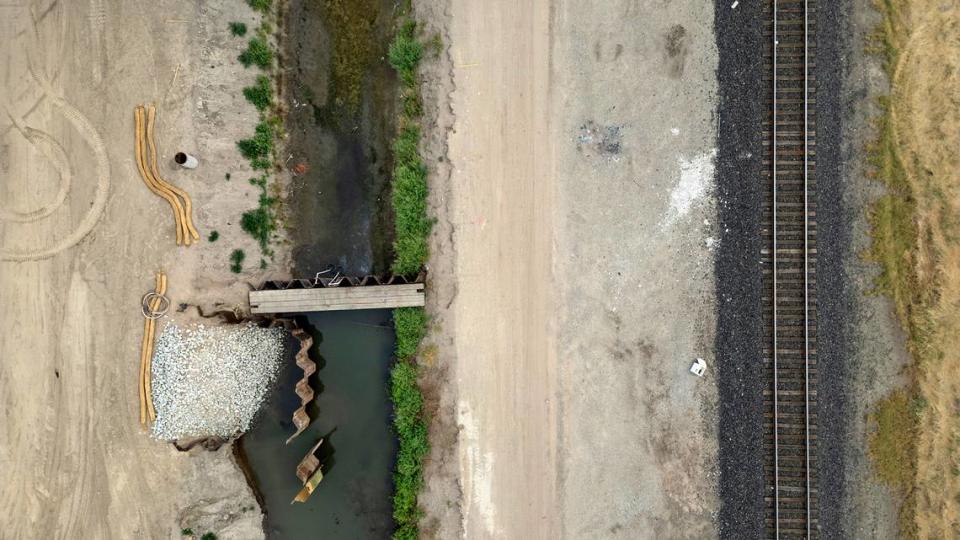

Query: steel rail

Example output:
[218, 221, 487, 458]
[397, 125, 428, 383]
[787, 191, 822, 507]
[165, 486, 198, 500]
[771, 0, 781, 536]
[803, 0, 812, 537]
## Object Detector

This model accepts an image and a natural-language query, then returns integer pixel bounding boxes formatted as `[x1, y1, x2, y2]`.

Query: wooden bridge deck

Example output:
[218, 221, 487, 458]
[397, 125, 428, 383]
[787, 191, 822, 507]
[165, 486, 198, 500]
[249, 283, 425, 314]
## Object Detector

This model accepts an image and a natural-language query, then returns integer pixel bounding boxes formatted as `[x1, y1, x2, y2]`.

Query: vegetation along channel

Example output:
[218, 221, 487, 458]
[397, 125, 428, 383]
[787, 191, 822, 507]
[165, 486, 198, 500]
[239, 0, 431, 538]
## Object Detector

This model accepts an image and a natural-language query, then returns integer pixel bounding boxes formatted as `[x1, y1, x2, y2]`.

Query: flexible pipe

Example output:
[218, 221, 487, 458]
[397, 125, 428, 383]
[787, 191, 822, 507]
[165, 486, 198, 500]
[145, 106, 200, 242]
[135, 107, 185, 245]
[144, 272, 167, 422]
[138, 273, 159, 425]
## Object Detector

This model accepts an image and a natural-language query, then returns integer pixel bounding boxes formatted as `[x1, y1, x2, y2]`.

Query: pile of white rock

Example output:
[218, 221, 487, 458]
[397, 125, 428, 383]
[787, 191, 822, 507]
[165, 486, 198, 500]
[151, 322, 287, 440]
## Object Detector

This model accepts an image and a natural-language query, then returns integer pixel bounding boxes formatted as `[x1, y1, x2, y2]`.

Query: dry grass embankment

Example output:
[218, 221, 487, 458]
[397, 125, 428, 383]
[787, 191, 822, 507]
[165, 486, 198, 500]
[866, 1, 960, 537]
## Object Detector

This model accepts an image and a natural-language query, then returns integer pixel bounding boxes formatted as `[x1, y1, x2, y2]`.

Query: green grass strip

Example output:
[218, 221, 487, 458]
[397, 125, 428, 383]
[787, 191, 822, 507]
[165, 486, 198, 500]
[388, 19, 430, 539]
[390, 308, 429, 539]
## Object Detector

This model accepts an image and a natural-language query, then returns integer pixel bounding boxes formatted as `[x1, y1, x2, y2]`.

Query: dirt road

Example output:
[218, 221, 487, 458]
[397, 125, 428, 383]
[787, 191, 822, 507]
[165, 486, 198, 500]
[419, 0, 720, 538]
[444, 1, 558, 537]
[0, 1, 285, 537]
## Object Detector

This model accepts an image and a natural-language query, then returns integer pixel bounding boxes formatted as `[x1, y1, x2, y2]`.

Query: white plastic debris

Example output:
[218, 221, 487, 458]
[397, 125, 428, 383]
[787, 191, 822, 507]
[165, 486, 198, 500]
[732, 1, 739, 9]
[690, 358, 707, 377]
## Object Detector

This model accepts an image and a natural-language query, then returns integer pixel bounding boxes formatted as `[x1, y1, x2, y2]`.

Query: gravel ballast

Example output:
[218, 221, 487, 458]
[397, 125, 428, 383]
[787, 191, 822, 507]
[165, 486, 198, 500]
[714, 0, 848, 536]
[714, 0, 766, 535]
[813, 0, 849, 536]
[151, 322, 286, 440]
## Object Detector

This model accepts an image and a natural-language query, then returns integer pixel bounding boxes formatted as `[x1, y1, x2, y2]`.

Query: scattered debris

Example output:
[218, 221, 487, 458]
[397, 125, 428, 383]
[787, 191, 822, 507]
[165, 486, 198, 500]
[662, 149, 717, 228]
[576, 121, 623, 156]
[291, 162, 309, 175]
[690, 358, 706, 377]
[292, 438, 327, 503]
[174, 152, 199, 169]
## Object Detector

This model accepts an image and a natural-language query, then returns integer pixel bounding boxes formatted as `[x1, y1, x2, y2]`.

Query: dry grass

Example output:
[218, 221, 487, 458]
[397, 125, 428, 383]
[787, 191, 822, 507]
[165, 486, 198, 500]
[867, 0, 960, 537]
[868, 389, 921, 536]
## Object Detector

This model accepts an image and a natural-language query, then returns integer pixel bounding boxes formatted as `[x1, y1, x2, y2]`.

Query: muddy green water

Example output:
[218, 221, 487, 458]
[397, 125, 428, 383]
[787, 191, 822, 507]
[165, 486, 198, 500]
[238, 0, 400, 537]
[241, 311, 395, 539]
[284, 0, 398, 275]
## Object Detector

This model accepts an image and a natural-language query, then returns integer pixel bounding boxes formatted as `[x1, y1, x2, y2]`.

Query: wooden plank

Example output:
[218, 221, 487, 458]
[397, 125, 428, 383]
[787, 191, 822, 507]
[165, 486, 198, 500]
[250, 284, 424, 301]
[249, 283, 425, 313]
[251, 296, 425, 312]
[250, 292, 423, 304]
[250, 290, 422, 302]
[251, 293, 424, 308]
[252, 283, 424, 298]
[252, 292, 423, 304]
[251, 296, 424, 314]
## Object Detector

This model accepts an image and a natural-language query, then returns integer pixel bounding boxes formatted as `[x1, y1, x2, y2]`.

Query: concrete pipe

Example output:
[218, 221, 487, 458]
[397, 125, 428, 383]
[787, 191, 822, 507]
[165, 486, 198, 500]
[174, 152, 198, 169]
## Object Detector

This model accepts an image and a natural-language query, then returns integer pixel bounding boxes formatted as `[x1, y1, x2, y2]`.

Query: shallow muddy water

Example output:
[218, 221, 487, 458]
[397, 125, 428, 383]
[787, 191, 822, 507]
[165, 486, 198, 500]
[240, 311, 396, 539]
[239, 0, 400, 536]
[284, 0, 398, 275]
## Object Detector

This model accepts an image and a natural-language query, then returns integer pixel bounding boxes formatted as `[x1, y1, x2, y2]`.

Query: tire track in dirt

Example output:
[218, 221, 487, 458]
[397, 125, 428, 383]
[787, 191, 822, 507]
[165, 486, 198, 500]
[54, 269, 107, 537]
[0, 119, 72, 222]
[86, 0, 105, 84]
[0, 68, 110, 262]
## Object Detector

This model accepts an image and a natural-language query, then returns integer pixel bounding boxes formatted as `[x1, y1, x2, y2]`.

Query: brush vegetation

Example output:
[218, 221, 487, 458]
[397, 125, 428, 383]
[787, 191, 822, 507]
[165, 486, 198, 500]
[243, 75, 273, 112]
[230, 249, 246, 273]
[390, 360, 428, 540]
[394, 307, 427, 359]
[391, 142, 430, 275]
[865, 4, 922, 533]
[389, 21, 423, 88]
[229, 22, 248, 37]
[388, 16, 430, 540]
[862, 0, 959, 537]
[241, 175, 279, 252]
[389, 23, 431, 276]
[237, 120, 275, 170]
[246, 0, 271, 13]
[234, 13, 284, 271]
[239, 37, 273, 69]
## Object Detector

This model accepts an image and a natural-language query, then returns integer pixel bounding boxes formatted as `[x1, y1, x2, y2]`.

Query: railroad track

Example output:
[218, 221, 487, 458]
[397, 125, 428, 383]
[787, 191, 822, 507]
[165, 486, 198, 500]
[761, 0, 817, 538]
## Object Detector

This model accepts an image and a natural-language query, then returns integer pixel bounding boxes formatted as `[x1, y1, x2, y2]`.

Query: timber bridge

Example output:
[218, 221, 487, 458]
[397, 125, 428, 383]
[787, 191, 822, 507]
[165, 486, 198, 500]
[249, 272, 425, 314]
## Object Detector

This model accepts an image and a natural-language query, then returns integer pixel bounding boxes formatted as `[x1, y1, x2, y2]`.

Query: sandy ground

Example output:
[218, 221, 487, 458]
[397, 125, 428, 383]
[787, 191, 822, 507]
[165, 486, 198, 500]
[418, 0, 720, 537]
[0, 1, 289, 537]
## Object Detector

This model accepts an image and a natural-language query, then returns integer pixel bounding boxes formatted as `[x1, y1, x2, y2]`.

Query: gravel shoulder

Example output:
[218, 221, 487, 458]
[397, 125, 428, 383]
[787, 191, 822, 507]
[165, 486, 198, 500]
[832, 0, 908, 536]
[815, 0, 853, 535]
[713, 1, 765, 534]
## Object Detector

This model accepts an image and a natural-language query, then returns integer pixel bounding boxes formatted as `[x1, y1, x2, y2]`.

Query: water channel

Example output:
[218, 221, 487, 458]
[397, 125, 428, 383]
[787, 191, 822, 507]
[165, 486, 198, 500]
[238, 0, 400, 537]
[240, 311, 396, 539]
